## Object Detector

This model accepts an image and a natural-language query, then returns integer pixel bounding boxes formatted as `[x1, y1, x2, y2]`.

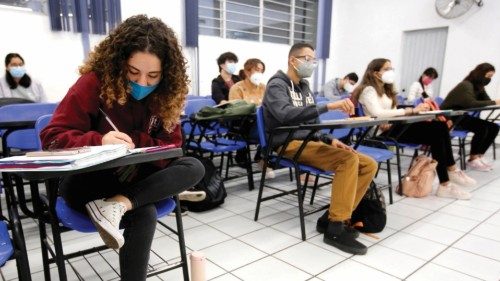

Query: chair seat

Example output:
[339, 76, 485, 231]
[0, 221, 14, 266]
[56, 197, 177, 233]
[269, 156, 332, 176]
[451, 130, 468, 138]
[356, 145, 394, 162]
[188, 139, 247, 153]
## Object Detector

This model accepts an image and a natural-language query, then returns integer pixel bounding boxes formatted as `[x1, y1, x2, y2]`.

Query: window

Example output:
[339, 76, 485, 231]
[0, 0, 46, 13]
[199, 0, 318, 44]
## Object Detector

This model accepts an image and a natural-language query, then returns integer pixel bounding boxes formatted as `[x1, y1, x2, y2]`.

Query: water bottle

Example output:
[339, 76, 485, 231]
[190, 251, 206, 281]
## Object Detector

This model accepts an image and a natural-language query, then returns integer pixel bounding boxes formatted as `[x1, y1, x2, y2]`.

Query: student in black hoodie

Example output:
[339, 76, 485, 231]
[261, 42, 377, 255]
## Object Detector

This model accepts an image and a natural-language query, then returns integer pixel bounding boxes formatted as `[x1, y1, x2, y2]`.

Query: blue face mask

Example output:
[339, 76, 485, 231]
[129, 81, 159, 100]
[9, 66, 26, 78]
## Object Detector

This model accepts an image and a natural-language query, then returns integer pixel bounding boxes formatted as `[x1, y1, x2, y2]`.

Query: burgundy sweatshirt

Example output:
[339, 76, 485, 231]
[40, 72, 182, 169]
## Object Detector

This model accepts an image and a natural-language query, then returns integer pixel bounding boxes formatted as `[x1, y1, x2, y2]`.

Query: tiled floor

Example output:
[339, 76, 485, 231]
[2, 150, 500, 280]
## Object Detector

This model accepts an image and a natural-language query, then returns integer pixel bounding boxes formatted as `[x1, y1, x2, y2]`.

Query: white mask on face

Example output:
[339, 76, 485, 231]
[343, 82, 355, 93]
[250, 72, 263, 86]
[381, 70, 396, 84]
[225, 62, 237, 75]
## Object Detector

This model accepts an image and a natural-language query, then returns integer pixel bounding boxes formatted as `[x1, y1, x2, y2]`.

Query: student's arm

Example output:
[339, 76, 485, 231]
[265, 82, 326, 125]
[406, 82, 420, 103]
[130, 123, 183, 149]
[359, 86, 406, 118]
[211, 79, 225, 104]
[452, 83, 495, 108]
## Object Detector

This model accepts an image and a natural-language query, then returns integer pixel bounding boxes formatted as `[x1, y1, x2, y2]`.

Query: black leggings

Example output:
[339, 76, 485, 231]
[59, 157, 204, 281]
[386, 121, 455, 183]
[454, 115, 499, 156]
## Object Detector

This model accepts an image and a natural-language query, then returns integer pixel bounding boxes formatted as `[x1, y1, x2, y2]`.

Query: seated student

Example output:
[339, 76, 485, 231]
[352, 58, 476, 200]
[211, 51, 241, 105]
[440, 63, 499, 171]
[263, 42, 377, 255]
[320, 72, 358, 100]
[0, 53, 47, 102]
[39, 15, 204, 281]
[406, 67, 439, 103]
[228, 58, 273, 177]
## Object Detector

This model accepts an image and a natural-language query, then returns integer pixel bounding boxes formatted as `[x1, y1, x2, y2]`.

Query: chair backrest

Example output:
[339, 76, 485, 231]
[396, 95, 406, 105]
[318, 110, 351, 139]
[182, 98, 217, 137]
[315, 96, 329, 103]
[0, 221, 14, 266]
[256, 106, 268, 150]
[34, 114, 53, 150]
[0, 103, 58, 151]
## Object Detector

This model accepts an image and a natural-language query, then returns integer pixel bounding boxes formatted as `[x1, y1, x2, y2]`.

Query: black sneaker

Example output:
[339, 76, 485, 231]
[316, 210, 359, 238]
[323, 221, 367, 255]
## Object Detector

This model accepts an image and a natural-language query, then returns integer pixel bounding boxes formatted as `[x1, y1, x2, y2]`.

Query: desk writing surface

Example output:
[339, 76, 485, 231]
[379, 115, 432, 124]
[464, 104, 500, 112]
[305, 118, 388, 130]
[3, 148, 183, 181]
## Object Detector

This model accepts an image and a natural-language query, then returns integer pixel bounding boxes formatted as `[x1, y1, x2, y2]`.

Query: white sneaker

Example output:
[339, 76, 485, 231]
[448, 169, 477, 187]
[467, 158, 491, 172]
[436, 183, 472, 200]
[85, 199, 127, 249]
[479, 157, 493, 169]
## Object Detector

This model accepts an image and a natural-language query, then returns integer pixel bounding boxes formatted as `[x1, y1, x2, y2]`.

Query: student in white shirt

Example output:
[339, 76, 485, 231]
[0, 53, 47, 102]
[406, 67, 438, 103]
[352, 58, 476, 200]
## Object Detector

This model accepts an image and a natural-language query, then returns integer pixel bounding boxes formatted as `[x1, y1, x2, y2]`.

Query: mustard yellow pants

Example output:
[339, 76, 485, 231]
[280, 140, 378, 221]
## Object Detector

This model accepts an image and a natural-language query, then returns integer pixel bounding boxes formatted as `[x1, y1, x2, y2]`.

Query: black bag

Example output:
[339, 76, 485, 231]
[351, 182, 387, 233]
[181, 156, 227, 212]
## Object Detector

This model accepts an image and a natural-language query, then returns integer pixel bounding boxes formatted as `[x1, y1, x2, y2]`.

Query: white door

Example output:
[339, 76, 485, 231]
[400, 27, 448, 98]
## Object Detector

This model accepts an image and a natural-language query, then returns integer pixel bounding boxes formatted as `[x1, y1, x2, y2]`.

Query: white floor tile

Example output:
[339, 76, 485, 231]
[454, 196, 500, 212]
[357, 227, 398, 247]
[470, 223, 500, 242]
[202, 240, 266, 271]
[433, 248, 500, 281]
[453, 234, 500, 261]
[385, 212, 417, 230]
[208, 215, 265, 237]
[210, 273, 242, 281]
[232, 256, 311, 281]
[157, 213, 203, 231]
[273, 242, 345, 275]
[256, 210, 296, 226]
[406, 263, 482, 281]
[183, 225, 232, 250]
[379, 232, 448, 260]
[318, 259, 400, 281]
[238, 227, 301, 254]
[400, 196, 453, 211]
[402, 221, 464, 245]
[221, 195, 257, 214]
[189, 207, 237, 224]
[271, 217, 317, 240]
[387, 202, 433, 220]
[485, 212, 500, 226]
[439, 203, 493, 221]
[352, 245, 426, 279]
[422, 212, 480, 232]
[306, 233, 353, 258]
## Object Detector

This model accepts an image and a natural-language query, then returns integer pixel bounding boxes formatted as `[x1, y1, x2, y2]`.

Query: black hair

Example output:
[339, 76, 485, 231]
[418, 67, 438, 98]
[464, 63, 495, 92]
[344, 72, 359, 83]
[4, 53, 31, 89]
[216, 52, 238, 72]
[288, 42, 315, 58]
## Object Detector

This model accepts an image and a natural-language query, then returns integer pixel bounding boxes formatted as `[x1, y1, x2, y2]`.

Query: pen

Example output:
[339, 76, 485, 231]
[99, 108, 120, 132]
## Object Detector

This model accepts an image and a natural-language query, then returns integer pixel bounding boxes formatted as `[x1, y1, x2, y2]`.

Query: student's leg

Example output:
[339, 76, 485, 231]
[119, 204, 157, 281]
[456, 115, 498, 158]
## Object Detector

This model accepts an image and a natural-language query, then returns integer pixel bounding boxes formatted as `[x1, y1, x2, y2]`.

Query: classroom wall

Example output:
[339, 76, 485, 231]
[328, 0, 500, 98]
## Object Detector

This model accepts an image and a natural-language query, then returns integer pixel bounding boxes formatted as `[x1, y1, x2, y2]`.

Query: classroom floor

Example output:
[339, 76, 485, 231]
[1, 149, 500, 281]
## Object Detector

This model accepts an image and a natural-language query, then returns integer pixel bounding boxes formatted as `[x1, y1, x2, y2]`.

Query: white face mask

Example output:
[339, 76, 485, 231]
[381, 70, 396, 84]
[250, 72, 263, 86]
[343, 82, 355, 93]
[225, 62, 237, 75]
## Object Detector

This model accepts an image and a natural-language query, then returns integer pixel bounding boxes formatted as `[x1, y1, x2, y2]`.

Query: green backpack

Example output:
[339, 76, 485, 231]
[194, 100, 256, 120]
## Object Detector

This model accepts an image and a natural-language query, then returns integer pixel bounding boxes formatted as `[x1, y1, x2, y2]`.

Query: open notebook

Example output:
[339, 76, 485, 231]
[0, 144, 175, 171]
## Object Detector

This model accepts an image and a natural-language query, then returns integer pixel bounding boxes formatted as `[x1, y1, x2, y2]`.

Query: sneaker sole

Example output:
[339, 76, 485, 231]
[179, 191, 206, 202]
[323, 236, 367, 255]
[85, 202, 124, 249]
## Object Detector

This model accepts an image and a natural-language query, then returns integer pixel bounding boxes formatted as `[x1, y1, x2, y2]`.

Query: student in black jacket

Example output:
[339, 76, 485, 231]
[211, 52, 241, 105]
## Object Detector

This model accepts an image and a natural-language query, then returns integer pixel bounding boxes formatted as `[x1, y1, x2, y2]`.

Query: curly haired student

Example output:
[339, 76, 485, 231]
[40, 15, 204, 281]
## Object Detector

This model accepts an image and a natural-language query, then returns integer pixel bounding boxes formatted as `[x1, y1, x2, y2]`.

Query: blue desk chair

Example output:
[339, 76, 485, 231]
[33, 114, 189, 280]
[0, 221, 14, 267]
[254, 107, 334, 241]
[319, 109, 395, 203]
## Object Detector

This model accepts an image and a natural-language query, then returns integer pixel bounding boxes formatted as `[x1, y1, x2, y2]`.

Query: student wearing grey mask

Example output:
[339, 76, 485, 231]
[320, 72, 359, 100]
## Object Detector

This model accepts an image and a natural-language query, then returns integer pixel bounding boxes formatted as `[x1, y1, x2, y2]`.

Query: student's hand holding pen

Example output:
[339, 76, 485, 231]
[102, 131, 135, 149]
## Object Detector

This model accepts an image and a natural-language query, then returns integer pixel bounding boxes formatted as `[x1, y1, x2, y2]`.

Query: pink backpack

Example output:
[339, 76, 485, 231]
[397, 155, 437, 198]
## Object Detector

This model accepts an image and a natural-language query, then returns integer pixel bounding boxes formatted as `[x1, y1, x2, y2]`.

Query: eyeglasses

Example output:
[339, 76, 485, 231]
[295, 55, 318, 64]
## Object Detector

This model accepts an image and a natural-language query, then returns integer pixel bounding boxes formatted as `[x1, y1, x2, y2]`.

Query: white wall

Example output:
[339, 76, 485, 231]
[0, 5, 84, 102]
[328, 0, 500, 98]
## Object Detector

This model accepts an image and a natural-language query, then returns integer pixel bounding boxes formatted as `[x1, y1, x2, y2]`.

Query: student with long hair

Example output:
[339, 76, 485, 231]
[40, 15, 204, 280]
[441, 63, 499, 171]
[352, 58, 476, 200]
[0, 53, 47, 102]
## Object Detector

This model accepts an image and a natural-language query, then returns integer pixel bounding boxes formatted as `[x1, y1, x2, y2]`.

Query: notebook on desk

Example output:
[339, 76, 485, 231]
[418, 110, 452, 115]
